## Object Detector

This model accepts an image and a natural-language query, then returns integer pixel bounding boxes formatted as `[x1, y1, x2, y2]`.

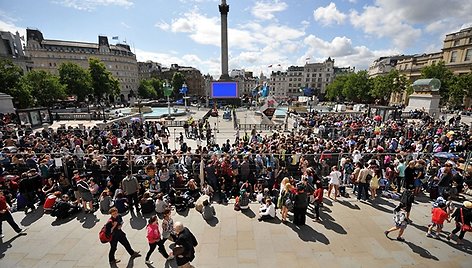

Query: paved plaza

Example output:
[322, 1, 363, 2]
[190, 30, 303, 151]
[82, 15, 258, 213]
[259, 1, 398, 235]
[1, 193, 471, 268]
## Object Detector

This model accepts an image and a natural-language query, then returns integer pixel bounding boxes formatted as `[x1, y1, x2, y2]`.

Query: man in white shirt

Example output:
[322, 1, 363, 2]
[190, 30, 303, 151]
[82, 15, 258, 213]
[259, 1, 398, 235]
[258, 198, 276, 222]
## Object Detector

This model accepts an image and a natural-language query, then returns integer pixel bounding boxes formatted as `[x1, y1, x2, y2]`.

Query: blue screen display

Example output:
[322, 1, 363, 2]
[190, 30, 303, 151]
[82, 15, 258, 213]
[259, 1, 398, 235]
[211, 82, 238, 98]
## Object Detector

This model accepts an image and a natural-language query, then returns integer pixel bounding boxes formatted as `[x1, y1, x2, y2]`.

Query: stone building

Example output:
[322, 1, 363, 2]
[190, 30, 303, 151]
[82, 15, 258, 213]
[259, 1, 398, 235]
[270, 58, 339, 98]
[24, 29, 138, 102]
[154, 64, 205, 97]
[388, 27, 472, 106]
[368, 55, 412, 77]
[138, 61, 162, 81]
[0, 31, 33, 73]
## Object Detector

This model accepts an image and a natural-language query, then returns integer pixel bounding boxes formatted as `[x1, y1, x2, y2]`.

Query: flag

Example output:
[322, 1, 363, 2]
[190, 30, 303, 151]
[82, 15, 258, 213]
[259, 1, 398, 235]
[112, 36, 119, 40]
[268, 64, 272, 68]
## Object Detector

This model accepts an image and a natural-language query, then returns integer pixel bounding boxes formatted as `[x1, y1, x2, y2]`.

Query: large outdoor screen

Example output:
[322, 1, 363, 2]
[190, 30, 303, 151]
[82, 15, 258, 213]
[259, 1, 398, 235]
[211, 81, 238, 98]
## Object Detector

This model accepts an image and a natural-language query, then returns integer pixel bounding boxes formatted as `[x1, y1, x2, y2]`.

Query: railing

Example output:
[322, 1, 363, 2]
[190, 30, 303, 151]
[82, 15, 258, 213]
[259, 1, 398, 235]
[55, 113, 93, 121]
[96, 113, 140, 129]
[237, 123, 282, 131]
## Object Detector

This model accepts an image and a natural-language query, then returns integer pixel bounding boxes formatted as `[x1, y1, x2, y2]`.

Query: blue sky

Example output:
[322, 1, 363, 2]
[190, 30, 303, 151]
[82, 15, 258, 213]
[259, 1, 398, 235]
[1, 0, 471, 77]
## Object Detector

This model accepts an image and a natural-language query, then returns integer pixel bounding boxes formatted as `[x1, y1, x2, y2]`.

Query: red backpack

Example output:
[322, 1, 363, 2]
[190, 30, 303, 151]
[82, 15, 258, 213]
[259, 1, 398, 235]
[99, 220, 113, 243]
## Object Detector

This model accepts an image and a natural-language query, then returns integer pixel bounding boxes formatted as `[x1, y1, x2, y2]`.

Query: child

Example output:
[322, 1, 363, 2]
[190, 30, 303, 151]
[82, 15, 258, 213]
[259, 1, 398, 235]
[145, 215, 173, 265]
[427, 203, 450, 238]
[313, 181, 324, 222]
[384, 203, 408, 242]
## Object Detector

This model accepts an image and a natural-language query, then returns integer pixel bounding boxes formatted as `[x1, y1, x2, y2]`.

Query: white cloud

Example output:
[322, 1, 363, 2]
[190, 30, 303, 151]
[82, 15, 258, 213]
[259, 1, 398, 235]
[120, 22, 131, 29]
[52, 0, 133, 11]
[251, 1, 288, 20]
[0, 12, 26, 41]
[314, 2, 347, 26]
[349, 0, 472, 49]
[302, 34, 400, 70]
[155, 21, 170, 31]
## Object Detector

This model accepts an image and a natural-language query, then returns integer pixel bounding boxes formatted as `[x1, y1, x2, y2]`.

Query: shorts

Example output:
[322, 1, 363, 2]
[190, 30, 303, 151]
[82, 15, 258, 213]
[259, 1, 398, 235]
[414, 179, 422, 187]
[430, 222, 443, 229]
[395, 223, 407, 229]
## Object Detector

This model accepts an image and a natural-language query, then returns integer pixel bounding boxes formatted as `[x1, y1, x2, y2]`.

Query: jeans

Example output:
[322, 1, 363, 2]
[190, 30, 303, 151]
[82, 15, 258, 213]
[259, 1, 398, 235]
[146, 239, 169, 261]
[0, 210, 22, 235]
[126, 192, 140, 211]
[357, 183, 369, 200]
[109, 229, 135, 262]
[451, 223, 466, 240]
[314, 202, 321, 220]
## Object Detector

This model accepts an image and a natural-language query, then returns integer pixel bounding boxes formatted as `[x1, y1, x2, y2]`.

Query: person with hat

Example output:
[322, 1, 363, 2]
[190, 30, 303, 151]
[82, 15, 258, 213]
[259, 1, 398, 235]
[448, 201, 472, 245]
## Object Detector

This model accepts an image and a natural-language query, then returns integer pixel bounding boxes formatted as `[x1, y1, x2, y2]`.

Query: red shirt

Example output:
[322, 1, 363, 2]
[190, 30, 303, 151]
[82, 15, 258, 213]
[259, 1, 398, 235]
[314, 188, 323, 203]
[0, 195, 8, 211]
[432, 207, 448, 224]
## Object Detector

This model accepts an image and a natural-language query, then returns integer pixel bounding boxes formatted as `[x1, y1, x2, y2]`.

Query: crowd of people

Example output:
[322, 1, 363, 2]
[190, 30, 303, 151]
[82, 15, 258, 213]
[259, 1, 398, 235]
[1, 108, 472, 265]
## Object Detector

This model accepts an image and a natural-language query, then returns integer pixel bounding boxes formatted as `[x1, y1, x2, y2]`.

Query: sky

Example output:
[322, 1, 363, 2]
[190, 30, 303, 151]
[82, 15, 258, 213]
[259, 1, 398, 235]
[1, 0, 471, 77]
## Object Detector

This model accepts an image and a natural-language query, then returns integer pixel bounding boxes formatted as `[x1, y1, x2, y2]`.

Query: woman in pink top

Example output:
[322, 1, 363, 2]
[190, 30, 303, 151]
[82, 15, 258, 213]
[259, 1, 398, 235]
[145, 216, 173, 265]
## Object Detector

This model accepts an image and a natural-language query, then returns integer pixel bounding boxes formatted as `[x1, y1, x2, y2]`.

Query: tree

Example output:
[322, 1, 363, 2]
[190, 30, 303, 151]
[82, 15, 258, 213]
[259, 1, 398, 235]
[58, 62, 92, 102]
[325, 75, 347, 101]
[88, 58, 120, 101]
[138, 79, 157, 99]
[21, 70, 66, 107]
[149, 78, 164, 99]
[0, 59, 33, 108]
[370, 69, 409, 105]
[449, 72, 472, 108]
[421, 61, 455, 104]
[342, 71, 372, 103]
[171, 72, 185, 97]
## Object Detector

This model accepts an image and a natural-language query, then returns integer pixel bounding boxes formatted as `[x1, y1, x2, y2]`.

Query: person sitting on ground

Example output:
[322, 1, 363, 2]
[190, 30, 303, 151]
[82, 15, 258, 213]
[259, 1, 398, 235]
[155, 193, 169, 214]
[258, 198, 276, 221]
[235, 189, 250, 211]
[113, 192, 128, 214]
[201, 199, 216, 221]
[174, 190, 187, 212]
[140, 191, 155, 214]
[51, 194, 81, 219]
[99, 190, 114, 214]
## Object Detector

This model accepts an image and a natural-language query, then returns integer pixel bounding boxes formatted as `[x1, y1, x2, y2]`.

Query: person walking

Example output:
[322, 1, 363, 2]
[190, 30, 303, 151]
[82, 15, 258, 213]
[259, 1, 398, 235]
[0, 190, 26, 238]
[122, 170, 140, 212]
[173, 221, 198, 268]
[384, 203, 408, 242]
[356, 164, 373, 201]
[313, 181, 324, 222]
[327, 166, 341, 201]
[448, 201, 472, 245]
[145, 215, 173, 265]
[106, 207, 141, 264]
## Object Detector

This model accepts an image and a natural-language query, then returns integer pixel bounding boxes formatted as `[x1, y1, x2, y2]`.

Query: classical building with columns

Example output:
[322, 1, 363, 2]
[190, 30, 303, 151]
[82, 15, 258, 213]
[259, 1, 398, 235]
[24, 29, 138, 102]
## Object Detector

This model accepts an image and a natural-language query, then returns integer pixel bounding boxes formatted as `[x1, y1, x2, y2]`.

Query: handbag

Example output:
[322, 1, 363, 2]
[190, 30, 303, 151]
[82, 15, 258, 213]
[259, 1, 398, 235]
[460, 208, 472, 232]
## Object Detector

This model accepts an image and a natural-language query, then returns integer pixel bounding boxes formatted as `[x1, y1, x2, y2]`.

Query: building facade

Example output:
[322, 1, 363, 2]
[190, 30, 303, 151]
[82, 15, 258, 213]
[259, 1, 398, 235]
[24, 29, 138, 102]
[137, 61, 162, 81]
[368, 55, 412, 77]
[0, 31, 33, 73]
[154, 64, 205, 97]
[269, 58, 340, 99]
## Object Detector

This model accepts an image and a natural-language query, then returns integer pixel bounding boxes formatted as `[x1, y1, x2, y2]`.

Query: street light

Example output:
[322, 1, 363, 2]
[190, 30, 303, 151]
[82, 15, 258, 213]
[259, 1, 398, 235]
[181, 82, 189, 113]
[85, 96, 90, 121]
[163, 81, 173, 119]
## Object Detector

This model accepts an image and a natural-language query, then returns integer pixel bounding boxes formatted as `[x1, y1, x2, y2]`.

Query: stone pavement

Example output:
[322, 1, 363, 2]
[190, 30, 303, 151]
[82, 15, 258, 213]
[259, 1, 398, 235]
[1, 193, 471, 268]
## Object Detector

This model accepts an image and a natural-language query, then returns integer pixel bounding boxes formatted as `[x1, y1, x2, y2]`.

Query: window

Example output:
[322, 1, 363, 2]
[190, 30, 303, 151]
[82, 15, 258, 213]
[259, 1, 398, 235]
[450, 51, 458, 62]
[453, 40, 460, 46]
[465, 49, 472, 61]
[468, 37, 472, 44]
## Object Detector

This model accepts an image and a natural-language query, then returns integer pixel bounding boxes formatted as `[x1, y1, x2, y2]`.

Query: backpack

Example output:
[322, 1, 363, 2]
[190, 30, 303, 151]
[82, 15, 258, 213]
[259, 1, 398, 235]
[99, 220, 113, 243]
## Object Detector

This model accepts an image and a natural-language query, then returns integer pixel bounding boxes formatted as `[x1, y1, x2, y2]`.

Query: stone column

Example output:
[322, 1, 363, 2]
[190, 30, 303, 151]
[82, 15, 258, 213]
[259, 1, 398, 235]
[219, 0, 230, 80]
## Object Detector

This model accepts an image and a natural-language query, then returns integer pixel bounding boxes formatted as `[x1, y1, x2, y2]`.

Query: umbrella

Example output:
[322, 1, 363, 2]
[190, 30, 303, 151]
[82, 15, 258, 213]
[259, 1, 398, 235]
[433, 152, 457, 159]
[130, 117, 141, 122]
[373, 115, 382, 121]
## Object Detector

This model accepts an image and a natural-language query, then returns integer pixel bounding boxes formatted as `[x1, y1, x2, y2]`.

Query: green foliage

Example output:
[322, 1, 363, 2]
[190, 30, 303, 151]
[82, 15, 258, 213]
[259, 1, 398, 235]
[370, 69, 409, 105]
[342, 71, 372, 103]
[149, 78, 164, 99]
[421, 61, 455, 103]
[138, 79, 157, 99]
[171, 72, 185, 97]
[88, 58, 120, 101]
[325, 75, 347, 101]
[58, 62, 92, 102]
[21, 70, 66, 107]
[0, 59, 33, 108]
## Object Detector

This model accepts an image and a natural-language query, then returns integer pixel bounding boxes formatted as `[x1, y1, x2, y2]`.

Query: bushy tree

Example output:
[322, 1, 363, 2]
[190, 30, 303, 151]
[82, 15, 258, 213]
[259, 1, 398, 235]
[325, 75, 347, 101]
[0, 59, 33, 108]
[88, 58, 120, 101]
[21, 70, 66, 107]
[171, 72, 185, 97]
[58, 62, 92, 102]
[370, 69, 409, 105]
[421, 61, 455, 104]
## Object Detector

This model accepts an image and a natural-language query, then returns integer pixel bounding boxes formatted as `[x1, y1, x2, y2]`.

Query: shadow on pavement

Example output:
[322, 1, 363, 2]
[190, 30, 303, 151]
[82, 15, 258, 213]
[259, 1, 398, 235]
[241, 208, 256, 218]
[405, 241, 439, 261]
[0, 233, 27, 259]
[129, 212, 147, 230]
[77, 212, 100, 229]
[365, 199, 394, 214]
[20, 209, 44, 226]
[409, 222, 429, 233]
[323, 199, 333, 206]
[205, 217, 219, 227]
[285, 222, 330, 244]
[337, 200, 360, 210]
[321, 216, 347, 235]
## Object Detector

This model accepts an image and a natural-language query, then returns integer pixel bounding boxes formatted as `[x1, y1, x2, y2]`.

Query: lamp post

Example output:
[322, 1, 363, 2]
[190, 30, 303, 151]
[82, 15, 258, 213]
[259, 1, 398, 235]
[163, 81, 173, 119]
[102, 103, 107, 123]
[85, 96, 90, 121]
[181, 82, 188, 113]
